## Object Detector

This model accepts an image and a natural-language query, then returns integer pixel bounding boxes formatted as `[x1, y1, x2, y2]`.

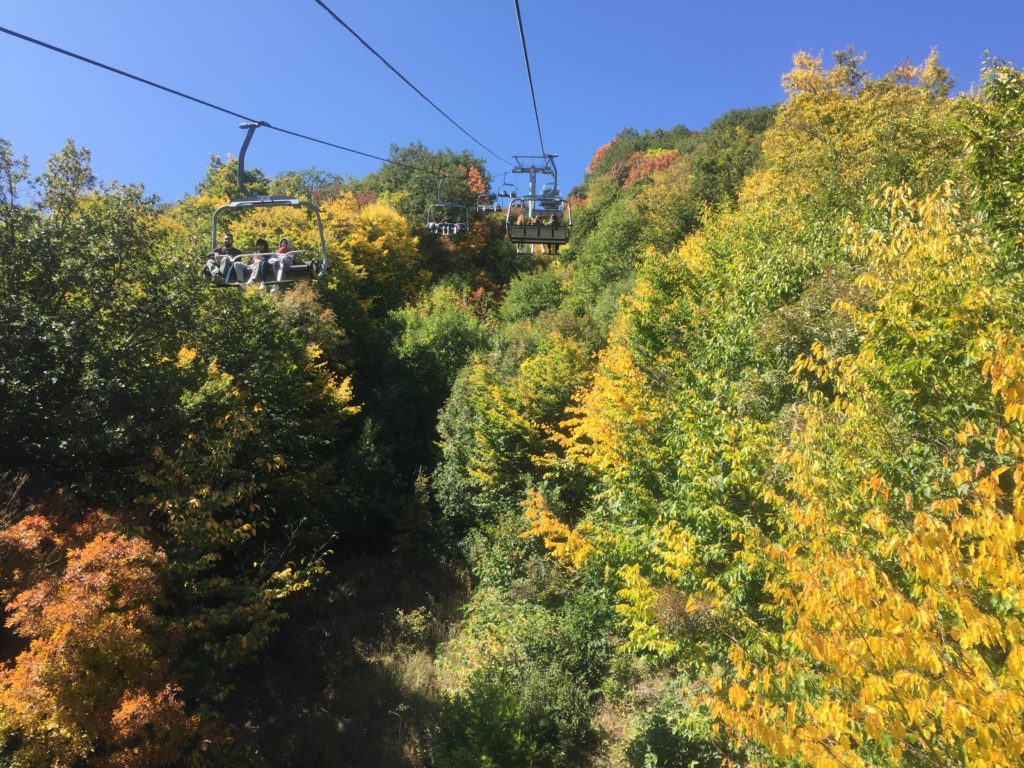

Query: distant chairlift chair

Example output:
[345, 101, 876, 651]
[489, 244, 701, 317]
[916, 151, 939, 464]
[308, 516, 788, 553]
[476, 193, 502, 213]
[426, 177, 469, 236]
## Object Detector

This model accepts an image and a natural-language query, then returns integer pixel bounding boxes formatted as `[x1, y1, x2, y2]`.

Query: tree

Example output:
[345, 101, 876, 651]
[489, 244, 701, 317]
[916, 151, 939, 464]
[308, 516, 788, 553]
[0, 508, 193, 768]
[370, 143, 490, 223]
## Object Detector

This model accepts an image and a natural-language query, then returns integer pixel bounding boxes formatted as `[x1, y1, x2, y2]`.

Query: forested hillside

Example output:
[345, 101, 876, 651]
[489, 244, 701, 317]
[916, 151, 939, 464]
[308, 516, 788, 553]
[3, 50, 1024, 768]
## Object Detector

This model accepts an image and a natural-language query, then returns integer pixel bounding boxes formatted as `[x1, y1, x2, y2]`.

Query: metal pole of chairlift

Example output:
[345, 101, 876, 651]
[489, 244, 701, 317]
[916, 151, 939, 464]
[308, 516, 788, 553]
[528, 167, 536, 218]
[237, 121, 265, 198]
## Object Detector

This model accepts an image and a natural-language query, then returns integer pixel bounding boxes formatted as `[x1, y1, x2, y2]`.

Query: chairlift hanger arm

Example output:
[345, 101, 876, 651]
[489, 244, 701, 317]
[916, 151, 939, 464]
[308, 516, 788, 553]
[237, 121, 269, 196]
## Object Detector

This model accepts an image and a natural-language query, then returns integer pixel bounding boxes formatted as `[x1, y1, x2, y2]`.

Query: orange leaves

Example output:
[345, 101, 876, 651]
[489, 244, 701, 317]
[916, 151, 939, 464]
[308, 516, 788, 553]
[619, 149, 681, 188]
[0, 512, 193, 767]
[107, 685, 192, 768]
[586, 140, 614, 174]
[465, 165, 488, 197]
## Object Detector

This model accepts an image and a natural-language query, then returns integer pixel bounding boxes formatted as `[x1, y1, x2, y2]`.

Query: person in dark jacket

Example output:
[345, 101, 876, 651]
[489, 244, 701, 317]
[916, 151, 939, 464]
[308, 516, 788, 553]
[205, 233, 241, 284]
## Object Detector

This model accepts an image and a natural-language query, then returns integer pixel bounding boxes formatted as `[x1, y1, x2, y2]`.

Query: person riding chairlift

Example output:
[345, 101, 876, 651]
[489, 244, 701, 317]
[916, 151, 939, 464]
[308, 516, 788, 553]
[244, 238, 272, 286]
[206, 232, 241, 284]
[269, 237, 295, 287]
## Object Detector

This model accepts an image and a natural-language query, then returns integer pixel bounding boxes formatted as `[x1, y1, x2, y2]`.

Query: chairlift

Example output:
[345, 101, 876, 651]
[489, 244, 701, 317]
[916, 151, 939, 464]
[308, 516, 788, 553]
[476, 192, 502, 213]
[426, 176, 469, 237]
[536, 182, 562, 214]
[505, 153, 570, 252]
[505, 196, 571, 253]
[497, 172, 519, 199]
[203, 122, 328, 288]
[478, 173, 518, 213]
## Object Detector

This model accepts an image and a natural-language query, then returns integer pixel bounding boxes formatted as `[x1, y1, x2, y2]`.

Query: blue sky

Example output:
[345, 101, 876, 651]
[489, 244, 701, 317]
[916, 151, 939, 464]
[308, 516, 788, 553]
[3, 1, 1024, 203]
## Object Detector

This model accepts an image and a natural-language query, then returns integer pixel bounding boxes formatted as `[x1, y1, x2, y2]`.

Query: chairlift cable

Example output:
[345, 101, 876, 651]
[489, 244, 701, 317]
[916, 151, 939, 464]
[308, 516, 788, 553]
[312, 0, 512, 167]
[512, 0, 546, 158]
[0, 24, 444, 175]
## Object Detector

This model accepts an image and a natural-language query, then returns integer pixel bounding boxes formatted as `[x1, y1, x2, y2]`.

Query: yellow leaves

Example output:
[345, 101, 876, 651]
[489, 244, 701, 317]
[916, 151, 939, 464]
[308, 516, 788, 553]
[651, 521, 697, 581]
[323, 372, 360, 414]
[520, 488, 593, 570]
[859, 507, 890, 535]
[231, 203, 318, 255]
[781, 51, 829, 96]
[852, 272, 882, 292]
[560, 324, 662, 476]
[790, 341, 844, 395]
[920, 49, 954, 95]
[712, 277, 1024, 763]
[958, 420, 981, 446]
[301, 342, 361, 416]
[718, 419, 1024, 764]
[859, 471, 889, 502]
[727, 683, 748, 709]
[674, 231, 711, 275]
[615, 565, 680, 658]
[175, 346, 198, 368]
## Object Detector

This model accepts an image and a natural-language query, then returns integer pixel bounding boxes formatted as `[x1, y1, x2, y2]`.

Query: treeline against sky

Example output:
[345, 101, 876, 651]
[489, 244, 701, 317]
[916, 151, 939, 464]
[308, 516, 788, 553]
[429, 51, 1024, 768]
[3, 49, 1024, 768]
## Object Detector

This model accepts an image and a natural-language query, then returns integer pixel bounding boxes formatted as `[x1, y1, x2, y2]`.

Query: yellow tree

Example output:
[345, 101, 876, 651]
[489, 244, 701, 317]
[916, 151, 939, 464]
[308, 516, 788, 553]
[320, 195, 425, 313]
[711, 186, 1024, 766]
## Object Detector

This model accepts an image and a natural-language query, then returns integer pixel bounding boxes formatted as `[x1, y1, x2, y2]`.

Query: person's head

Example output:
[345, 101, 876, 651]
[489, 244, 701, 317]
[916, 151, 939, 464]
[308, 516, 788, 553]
[279, 237, 291, 248]
[256, 238, 269, 252]
[223, 233, 233, 246]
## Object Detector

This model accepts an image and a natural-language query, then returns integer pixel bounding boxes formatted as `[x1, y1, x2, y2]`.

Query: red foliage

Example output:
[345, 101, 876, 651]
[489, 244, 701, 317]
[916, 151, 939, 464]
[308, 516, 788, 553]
[465, 280, 501, 318]
[586, 140, 614, 174]
[611, 150, 681, 188]
[355, 189, 378, 207]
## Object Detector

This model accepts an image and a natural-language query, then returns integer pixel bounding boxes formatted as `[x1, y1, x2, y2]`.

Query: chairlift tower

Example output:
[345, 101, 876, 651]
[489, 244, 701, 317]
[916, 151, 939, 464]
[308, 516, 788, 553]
[512, 154, 558, 218]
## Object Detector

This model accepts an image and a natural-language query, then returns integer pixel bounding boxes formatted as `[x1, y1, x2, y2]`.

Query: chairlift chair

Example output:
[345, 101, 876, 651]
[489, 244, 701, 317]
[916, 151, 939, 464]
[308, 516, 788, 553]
[497, 173, 519, 199]
[476, 193, 501, 213]
[505, 196, 571, 252]
[427, 203, 469, 236]
[426, 176, 469, 236]
[205, 122, 328, 288]
[504, 153, 570, 252]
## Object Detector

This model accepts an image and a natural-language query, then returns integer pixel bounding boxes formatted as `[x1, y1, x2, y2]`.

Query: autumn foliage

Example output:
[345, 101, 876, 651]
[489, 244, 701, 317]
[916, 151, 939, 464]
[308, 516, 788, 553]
[436, 51, 1024, 767]
[586, 140, 615, 174]
[8, 44, 1024, 768]
[0, 508, 192, 767]
[617, 149, 681, 187]
[465, 165, 488, 197]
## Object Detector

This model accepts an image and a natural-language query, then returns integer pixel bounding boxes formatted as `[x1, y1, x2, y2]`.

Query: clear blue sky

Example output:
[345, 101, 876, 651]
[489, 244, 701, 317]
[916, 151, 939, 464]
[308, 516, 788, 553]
[3, 1, 1024, 203]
